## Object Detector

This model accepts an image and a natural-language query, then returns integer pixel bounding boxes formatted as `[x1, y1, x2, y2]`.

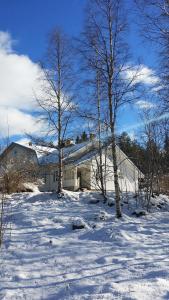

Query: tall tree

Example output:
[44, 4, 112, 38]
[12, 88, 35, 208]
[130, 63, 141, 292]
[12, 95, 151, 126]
[80, 0, 140, 217]
[95, 59, 107, 199]
[37, 29, 76, 194]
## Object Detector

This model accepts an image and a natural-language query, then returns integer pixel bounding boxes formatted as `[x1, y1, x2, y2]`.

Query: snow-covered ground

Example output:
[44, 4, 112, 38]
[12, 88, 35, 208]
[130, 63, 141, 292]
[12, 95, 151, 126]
[1, 191, 169, 300]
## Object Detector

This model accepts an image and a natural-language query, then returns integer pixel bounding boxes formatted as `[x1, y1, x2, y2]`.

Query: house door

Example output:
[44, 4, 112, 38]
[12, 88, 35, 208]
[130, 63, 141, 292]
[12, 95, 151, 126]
[77, 170, 82, 188]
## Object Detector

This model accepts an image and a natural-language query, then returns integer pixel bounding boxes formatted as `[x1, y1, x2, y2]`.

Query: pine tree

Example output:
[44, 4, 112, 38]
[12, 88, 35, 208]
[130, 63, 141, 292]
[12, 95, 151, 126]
[76, 136, 80, 144]
[81, 131, 88, 142]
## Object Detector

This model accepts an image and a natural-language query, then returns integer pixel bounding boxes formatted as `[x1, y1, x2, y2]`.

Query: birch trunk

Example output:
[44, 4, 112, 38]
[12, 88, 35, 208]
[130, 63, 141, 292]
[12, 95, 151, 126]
[96, 68, 106, 200]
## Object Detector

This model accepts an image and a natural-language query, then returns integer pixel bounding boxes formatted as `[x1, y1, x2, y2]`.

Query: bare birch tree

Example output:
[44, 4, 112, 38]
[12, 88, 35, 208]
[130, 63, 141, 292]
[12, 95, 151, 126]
[37, 29, 77, 194]
[79, 0, 140, 217]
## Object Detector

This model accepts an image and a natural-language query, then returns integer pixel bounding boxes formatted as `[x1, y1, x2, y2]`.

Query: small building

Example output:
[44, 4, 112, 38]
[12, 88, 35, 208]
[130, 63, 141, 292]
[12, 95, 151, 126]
[0, 139, 144, 193]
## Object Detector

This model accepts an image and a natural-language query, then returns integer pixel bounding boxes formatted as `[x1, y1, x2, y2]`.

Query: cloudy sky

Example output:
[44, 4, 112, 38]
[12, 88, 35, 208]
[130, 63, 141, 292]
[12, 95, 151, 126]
[0, 0, 160, 142]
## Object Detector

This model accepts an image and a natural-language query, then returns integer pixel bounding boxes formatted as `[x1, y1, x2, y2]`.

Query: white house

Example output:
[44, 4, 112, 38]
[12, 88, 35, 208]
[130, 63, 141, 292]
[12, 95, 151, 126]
[0, 139, 144, 193]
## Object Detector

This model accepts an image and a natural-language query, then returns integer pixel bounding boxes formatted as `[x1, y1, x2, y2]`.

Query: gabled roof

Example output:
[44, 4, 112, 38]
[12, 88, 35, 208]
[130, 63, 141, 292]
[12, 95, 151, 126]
[15, 140, 97, 165]
[0, 140, 144, 176]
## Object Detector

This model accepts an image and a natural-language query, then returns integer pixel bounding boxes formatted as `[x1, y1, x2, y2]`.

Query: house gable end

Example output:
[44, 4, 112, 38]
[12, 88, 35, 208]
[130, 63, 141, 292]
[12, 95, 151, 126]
[0, 142, 39, 165]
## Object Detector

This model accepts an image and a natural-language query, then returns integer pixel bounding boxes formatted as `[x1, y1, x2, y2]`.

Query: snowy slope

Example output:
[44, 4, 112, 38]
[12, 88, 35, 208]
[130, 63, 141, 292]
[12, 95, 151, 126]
[1, 191, 169, 300]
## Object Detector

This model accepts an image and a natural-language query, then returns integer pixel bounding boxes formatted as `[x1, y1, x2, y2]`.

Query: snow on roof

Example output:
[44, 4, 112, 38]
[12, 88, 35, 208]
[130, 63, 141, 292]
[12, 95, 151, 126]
[16, 141, 96, 165]
[16, 142, 56, 160]
[66, 149, 98, 166]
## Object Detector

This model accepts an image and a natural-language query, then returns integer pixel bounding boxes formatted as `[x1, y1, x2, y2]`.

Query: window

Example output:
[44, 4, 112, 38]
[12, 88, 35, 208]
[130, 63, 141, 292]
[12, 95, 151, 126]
[53, 171, 58, 182]
[13, 150, 17, 156]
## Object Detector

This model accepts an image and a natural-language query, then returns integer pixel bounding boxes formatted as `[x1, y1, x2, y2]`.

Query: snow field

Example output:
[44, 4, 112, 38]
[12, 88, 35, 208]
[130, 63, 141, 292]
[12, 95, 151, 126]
[0, 191, 169, 300]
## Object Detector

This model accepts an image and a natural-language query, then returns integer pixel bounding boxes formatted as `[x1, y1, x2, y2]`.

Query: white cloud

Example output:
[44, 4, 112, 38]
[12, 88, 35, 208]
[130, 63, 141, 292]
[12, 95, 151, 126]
[135, 100, 156, 109]
[0, 31, 13, 53]
[0, 31, 76, 139]
[0, 35, 42, 111]
[0, 31, 46, 138]
[124, 65, 160, 86]
[0, 107, 46, 138]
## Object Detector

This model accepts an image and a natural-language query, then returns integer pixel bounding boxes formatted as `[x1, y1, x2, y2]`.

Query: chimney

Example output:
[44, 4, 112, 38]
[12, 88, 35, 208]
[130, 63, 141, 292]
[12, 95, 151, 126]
[29, 141, 32, 147]
[64, 139, 74, 147]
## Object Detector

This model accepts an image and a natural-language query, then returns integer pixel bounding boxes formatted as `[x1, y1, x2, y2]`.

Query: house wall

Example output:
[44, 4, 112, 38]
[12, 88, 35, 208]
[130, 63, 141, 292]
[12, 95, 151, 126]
[39, 167, 58, 192]
[90, 148, 142, 193]
[1, 144, 38, 166]
[39, 165, 78, 192]
[63, 166, 79, 190]
[116, 147, 140, 193]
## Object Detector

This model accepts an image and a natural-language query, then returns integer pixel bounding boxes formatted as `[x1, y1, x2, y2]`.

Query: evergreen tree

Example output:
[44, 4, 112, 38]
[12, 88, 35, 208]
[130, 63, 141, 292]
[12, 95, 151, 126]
[117, 132, 146, 173]
[81, 131, 88, 142]
[76, 136, 80, 144]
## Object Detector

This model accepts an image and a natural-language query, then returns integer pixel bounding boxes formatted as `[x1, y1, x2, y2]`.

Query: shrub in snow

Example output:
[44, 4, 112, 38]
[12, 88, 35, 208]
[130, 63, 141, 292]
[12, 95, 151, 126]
[107, 198, 114, 207]
[72, 217, 89, 230]
[57, 192, 65, 199]
[132, 210, 147, 217]
[89, 199, 100, 204]
[94, 211, 111, 221]
[53, 217, 63, 223]
[0, 156, 38, 194]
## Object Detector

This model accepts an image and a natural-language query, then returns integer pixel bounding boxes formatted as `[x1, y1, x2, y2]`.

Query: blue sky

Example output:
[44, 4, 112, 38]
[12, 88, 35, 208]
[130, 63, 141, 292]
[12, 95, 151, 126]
[0, 0, 160, 143]
[0, 0, 157, 65]
[0, 0, 86, 60]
